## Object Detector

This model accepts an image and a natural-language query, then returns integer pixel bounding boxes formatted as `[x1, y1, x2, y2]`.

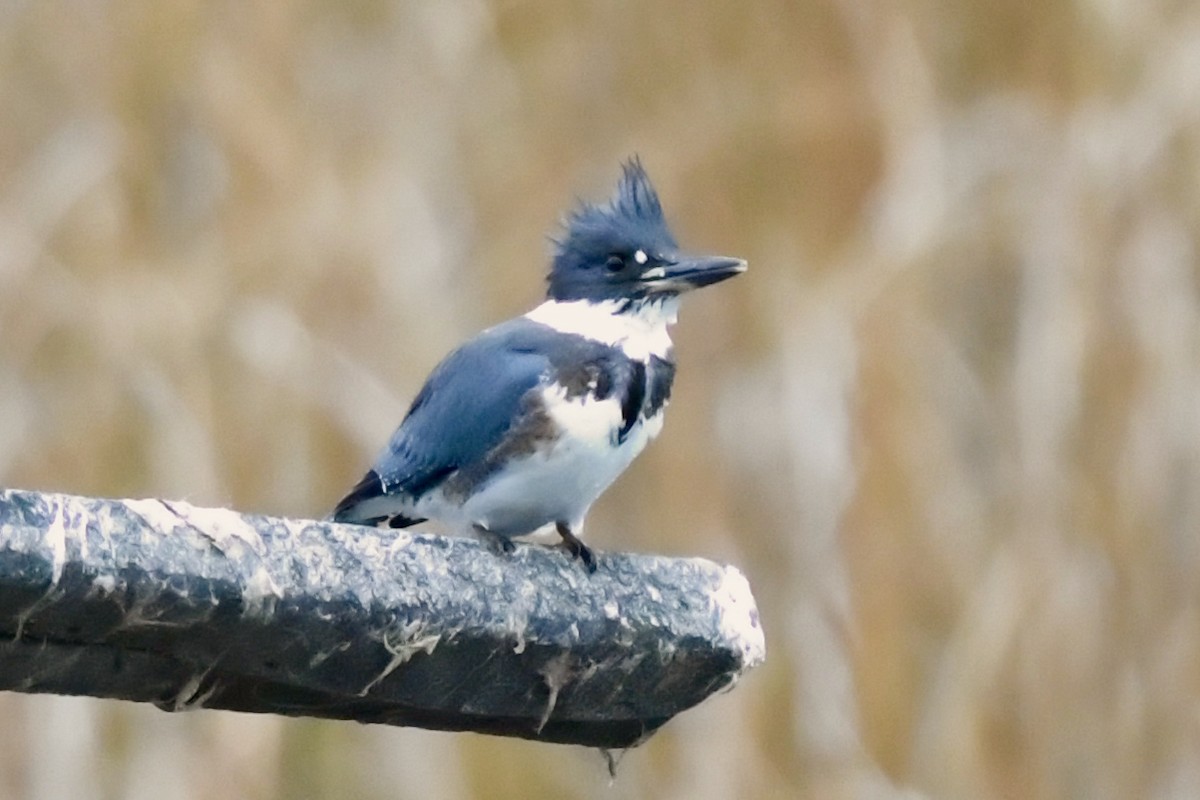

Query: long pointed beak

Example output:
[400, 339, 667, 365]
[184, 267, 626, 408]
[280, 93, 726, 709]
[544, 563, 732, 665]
[643, 254, 748, 293]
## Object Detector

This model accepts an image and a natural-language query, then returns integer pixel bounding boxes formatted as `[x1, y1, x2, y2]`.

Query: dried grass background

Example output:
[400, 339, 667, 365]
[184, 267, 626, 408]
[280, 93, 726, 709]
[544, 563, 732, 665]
[3, 1, 1200, 798]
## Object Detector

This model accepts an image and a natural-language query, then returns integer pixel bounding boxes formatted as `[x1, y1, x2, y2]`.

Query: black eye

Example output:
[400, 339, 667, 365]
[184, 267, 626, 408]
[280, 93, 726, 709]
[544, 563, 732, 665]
[604, 254, 625, 273]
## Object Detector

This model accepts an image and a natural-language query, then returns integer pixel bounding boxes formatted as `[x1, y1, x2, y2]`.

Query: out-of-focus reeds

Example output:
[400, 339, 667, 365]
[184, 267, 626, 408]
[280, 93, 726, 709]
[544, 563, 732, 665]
[2, 2, 1200, 798]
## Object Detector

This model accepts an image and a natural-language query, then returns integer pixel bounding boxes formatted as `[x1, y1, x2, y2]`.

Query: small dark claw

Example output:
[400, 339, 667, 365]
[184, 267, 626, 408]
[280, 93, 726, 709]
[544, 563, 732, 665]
[577, 543, 597, 573]
[555, 522, 597, 574]
[473, 524, 516, 556]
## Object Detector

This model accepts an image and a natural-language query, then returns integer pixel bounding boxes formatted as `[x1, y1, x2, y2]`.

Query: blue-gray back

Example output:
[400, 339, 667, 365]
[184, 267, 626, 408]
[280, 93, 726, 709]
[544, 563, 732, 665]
[373, 317, 672, 498]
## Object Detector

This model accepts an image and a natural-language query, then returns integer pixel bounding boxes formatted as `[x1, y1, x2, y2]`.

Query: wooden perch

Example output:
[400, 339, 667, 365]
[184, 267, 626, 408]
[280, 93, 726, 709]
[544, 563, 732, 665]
[0, 488, 765, 749]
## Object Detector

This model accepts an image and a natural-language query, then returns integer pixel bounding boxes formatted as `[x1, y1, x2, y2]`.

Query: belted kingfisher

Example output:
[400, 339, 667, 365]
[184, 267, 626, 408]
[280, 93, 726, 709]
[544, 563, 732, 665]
[331, 159, 745, 571]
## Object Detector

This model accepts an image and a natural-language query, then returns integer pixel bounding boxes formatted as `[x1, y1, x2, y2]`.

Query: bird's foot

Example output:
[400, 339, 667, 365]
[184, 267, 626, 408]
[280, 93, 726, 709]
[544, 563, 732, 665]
[555, 522, 597, 573]
[472, 524, 516, 556]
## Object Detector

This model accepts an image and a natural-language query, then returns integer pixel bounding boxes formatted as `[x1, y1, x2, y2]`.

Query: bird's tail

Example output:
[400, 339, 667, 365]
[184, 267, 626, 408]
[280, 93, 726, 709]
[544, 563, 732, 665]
[329, 468, 424, 528]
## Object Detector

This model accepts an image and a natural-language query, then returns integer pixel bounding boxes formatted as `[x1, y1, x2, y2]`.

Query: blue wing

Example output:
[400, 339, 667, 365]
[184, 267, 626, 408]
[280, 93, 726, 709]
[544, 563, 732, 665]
[332, 319, 552, 525]
[331, 316, 655, 527]
[379, 324, 552, 496]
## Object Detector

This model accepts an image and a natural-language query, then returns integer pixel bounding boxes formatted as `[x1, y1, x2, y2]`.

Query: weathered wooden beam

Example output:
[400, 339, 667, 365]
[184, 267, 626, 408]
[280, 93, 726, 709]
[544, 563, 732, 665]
[0, 488, 764, 749]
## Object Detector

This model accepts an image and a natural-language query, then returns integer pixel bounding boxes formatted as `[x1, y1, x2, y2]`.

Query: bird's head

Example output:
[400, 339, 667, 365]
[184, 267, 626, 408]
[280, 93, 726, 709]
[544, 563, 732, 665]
[546, 159, 746, 305]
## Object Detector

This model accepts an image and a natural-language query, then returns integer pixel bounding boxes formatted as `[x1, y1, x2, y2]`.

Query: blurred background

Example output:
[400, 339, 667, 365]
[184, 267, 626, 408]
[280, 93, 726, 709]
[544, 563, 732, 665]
[2, 1, 1200, 798]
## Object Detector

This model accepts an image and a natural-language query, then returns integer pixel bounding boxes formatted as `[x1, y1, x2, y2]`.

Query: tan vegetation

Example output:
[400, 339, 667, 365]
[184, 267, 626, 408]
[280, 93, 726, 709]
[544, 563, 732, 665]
[2, 1, 1199, 798]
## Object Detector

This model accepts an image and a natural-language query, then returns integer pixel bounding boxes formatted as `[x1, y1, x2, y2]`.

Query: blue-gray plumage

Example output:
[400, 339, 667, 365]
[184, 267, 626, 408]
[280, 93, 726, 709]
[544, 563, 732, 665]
[332, 159, 745, 571]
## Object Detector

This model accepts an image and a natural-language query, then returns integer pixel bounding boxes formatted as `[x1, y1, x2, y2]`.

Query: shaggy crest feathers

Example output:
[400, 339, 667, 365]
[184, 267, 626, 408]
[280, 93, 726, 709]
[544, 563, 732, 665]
[547, 159, 680, 301]
[605, 157, 668, 229]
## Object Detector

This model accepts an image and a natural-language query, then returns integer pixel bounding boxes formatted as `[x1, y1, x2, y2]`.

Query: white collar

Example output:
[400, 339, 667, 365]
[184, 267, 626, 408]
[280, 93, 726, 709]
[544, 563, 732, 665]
[524, 297, 677, 360]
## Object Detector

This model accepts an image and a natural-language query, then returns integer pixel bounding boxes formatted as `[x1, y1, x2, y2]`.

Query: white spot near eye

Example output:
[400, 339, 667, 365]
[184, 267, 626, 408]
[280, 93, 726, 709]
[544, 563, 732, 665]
[634, 249, 648, 264]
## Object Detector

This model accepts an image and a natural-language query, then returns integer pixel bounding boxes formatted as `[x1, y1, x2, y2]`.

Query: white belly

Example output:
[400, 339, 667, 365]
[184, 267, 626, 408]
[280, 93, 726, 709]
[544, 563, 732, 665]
[415, 386, 664, 537]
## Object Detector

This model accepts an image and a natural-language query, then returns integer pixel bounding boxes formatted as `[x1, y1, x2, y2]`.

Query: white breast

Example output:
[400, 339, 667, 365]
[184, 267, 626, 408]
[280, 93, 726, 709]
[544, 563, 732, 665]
[416, 384, 664, 538]
[415, 297, 677, 538]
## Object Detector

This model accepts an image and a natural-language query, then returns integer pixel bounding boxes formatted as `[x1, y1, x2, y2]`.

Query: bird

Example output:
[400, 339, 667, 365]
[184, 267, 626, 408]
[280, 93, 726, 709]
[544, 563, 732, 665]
[331, 159, 746, 572]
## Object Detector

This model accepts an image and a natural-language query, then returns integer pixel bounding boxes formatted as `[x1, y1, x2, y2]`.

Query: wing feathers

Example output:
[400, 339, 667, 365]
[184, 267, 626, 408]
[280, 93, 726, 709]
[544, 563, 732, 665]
[330, 468, 419, 526]
[331, 317, 675, 526]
